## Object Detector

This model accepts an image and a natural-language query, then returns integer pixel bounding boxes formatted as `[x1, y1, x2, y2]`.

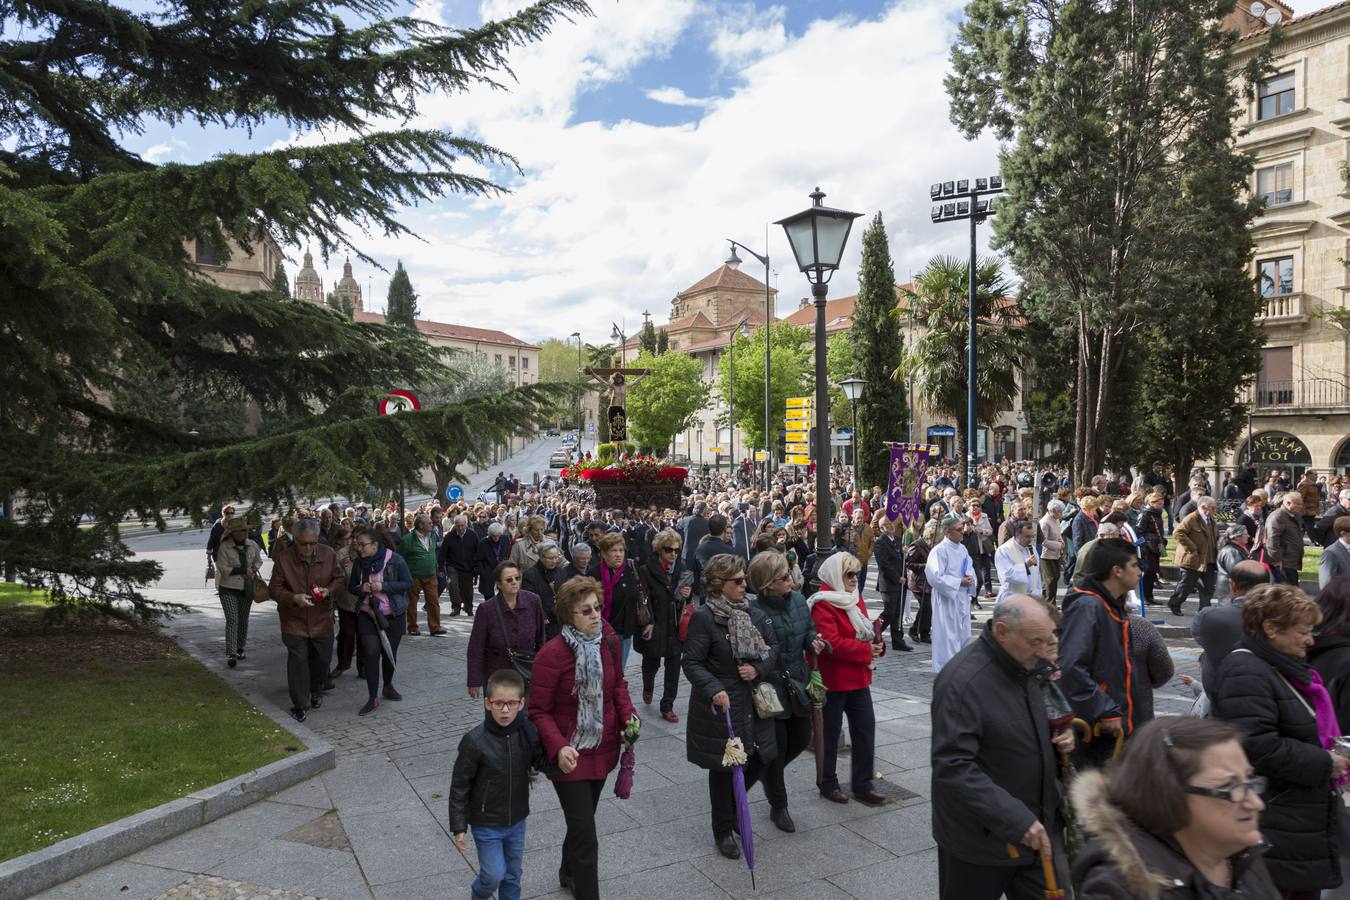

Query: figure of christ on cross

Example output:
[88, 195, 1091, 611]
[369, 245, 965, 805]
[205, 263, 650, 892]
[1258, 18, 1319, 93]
[582, 367, 652, 443]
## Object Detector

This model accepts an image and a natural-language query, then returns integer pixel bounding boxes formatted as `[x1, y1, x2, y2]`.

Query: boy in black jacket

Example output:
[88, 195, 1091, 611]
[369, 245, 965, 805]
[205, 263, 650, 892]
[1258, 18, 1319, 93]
[448, 669, 546, 900]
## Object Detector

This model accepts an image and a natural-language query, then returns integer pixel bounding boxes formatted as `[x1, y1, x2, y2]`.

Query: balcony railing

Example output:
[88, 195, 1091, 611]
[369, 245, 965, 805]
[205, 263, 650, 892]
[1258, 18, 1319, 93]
[1259, 293, 1302, 319]
[1250, 378, 1349, 409]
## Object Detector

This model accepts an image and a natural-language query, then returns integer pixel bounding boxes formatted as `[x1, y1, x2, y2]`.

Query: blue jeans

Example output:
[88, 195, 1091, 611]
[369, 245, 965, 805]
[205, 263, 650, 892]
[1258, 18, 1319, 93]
[471, 819, 525, 900]
[620, 636, 632, 670]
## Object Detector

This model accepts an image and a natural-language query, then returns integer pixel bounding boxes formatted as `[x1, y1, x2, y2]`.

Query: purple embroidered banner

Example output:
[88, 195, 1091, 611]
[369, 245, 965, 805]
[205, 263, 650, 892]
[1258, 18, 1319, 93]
[885, 443, 935, 527]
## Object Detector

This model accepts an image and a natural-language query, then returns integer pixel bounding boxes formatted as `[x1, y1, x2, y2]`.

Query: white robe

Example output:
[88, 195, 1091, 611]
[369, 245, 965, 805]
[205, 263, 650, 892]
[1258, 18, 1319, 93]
[994, 538, 1042, 604]
[925, 537, 975, 673]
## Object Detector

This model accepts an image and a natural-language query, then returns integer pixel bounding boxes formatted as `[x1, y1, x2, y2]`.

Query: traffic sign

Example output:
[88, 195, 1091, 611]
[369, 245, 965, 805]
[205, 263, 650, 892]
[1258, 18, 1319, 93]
[785, 408, 811, 422]
[378, 389, 420, 415]
[708, 446, 725, 454]
[786, 397, 813, 408]
[784, 454, 811, 466]
[446, 485, 463, 501]
[754, 450, 768, 461]
[785, 443, 810, 455]
[784, 432, 810, 444]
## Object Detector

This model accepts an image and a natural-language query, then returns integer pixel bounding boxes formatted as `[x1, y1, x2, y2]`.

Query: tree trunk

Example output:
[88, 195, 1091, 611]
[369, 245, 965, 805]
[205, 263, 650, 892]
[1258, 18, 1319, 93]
[1073, 315, 1092, 484]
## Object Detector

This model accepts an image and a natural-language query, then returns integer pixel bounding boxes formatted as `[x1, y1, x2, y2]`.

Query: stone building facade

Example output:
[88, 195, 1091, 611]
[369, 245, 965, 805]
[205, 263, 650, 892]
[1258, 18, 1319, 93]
[1227, 0, 1350, 477]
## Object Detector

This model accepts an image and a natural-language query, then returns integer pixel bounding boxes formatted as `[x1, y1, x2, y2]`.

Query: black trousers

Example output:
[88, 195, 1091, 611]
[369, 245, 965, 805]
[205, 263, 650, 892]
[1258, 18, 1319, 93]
[858, 562, 869, 593]
[554, 778, 606, 900]
[1140, 555, 1159, 606]
[909, 590, 932, 640]
[335, 608, 359, 672]
[453, 568, 477, 613]
[357, 610, 404, 699]
[281, 631, 333, 710]
[1169, 566, 1217, 609]
[708, 756, 764, 839]
[882, 588, 905, 642]
[641, 649, 681, 712]
[937, 849, 1046, 900]
[761, 713, 813, 809]
[821, 687, 875, 795]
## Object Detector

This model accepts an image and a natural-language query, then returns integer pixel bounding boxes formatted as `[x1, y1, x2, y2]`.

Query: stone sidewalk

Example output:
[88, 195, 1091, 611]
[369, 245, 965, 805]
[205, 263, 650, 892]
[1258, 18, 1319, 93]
[40, 554, 1210, 900]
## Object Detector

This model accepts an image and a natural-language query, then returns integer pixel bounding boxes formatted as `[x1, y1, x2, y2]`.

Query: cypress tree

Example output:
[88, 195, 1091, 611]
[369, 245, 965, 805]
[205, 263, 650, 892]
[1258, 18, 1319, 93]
[273, 260, 290, 297]
[0, 0, 588, 618]
[656, 330, 669, 354]
[385, 261, 420, 330]
[851, 214, 907, 494]
[638, 319, 658, 357]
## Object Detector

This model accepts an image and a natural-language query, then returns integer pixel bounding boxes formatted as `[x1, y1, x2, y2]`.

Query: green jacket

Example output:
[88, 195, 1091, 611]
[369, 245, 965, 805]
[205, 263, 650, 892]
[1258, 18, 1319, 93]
[398, 529, 439, 578]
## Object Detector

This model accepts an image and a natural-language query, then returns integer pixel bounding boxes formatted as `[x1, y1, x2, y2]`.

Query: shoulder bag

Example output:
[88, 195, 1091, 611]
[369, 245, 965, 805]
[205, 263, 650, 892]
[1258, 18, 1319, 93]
[492, 598, 535, 684]
[761, 611, 810, 718]
[628, 560, 653, 629]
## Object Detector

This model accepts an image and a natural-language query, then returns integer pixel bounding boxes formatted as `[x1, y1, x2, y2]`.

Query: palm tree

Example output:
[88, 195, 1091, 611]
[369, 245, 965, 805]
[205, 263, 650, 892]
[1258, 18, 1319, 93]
[898, 255, 1024, 469]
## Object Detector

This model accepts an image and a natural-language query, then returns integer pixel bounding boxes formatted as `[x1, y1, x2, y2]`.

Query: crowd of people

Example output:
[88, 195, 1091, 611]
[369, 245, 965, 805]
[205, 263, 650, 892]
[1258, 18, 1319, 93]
[203, 452, 1350, 900]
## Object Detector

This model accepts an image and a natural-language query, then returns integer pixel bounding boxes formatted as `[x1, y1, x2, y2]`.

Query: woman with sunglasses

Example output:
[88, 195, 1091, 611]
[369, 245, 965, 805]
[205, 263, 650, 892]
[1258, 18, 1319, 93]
[637, 528, 691, 723]
[1072, 716, 1278, 899]
[683, 553, 779, 859]
[748, 550, 825, 833]
[1211, 583, 1347, 899]
[528, 576, 636, 900]
[466, 560, 545, 699]
[809, 551, 886, 806]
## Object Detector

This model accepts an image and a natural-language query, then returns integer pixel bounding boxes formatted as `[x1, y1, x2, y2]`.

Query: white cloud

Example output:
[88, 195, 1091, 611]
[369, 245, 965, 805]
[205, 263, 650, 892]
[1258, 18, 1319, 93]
[708, 4, 788, 69]
[286, 0, 1000, 346]
[645, 86, 716, 108]
[143, 142, 179, 162]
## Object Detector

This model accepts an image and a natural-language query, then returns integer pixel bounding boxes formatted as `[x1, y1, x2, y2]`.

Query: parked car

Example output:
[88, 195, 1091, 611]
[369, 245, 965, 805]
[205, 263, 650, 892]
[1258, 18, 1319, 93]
[549, 452, 570, 468]
[546, 427, 560, 436]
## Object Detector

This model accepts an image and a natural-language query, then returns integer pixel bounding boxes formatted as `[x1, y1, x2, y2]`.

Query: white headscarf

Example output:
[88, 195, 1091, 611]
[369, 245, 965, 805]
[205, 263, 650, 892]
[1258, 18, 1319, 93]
[807, 552, 871, 641]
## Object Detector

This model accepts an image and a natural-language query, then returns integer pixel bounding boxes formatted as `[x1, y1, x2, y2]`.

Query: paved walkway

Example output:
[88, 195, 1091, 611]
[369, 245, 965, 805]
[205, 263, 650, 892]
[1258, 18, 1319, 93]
[40, 545, 1211, 900]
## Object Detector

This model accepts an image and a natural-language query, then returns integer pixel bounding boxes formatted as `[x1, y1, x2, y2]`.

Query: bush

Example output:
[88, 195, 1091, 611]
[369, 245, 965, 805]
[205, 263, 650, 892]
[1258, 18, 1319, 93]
[595, 441, 636, 465]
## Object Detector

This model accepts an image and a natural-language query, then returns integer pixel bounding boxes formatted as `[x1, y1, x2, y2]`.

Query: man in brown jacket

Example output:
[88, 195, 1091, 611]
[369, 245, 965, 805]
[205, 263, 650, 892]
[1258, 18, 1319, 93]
[268, 518, 346, 722]
[1298, 470, 1323, 543]
[1167, 496, 1219, 616]
[1264, 491, 1305, 586]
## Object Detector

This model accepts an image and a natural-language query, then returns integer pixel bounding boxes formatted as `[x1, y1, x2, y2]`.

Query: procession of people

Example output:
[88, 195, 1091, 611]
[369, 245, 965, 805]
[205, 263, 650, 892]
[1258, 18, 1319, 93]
[206, 448, 1350, 899]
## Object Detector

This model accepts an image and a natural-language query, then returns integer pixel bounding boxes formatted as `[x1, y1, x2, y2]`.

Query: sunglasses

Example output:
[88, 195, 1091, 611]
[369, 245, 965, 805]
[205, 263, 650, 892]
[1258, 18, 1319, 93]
[575, 604, 602, 616]
[727, 575, 747, 585]
[501, 575, 521, 584]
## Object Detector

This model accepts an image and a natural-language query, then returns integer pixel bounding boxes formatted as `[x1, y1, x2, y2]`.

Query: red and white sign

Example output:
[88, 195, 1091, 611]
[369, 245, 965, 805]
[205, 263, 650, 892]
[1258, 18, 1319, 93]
[378, 390, 421, 416]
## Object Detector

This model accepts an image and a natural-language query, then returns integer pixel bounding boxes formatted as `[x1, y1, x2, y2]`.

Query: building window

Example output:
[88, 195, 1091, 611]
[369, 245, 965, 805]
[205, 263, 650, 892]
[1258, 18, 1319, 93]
[1257, 346, 1294, 407]
[1257, 256, 1293, 297]
[508, 356, 516, 368]
[1256, 163, 1293, 207]
[522, 357, 529, 369]
[671, 341, 679, 349]
[194, 239, 219, 265]
[1258, 72, 1295, 120]
[495, 354, 502, 365]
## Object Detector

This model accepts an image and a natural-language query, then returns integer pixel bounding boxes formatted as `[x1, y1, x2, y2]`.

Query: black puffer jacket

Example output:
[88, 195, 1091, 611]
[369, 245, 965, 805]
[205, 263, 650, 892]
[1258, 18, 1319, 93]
[636, 553, 688, 658]
[682, 603, 778, 770]
[1310, 633, 1350, 730]
[752, 588, 816, 718]
[600, 559, 647, 639]
[447, 714, 548, 835]
[522, 560, 566, 638]
[1211, 638, 1340, 892]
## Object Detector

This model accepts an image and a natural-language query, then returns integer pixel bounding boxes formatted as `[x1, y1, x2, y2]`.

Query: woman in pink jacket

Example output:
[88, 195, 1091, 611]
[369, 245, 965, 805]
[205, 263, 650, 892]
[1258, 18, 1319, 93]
[528, 576, 637, 900]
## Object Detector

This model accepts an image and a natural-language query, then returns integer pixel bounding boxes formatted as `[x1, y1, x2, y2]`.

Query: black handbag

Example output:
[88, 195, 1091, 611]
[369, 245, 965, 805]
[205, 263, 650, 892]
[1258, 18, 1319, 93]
[492, 598, 535, 683]
[763, 613, 811, 718]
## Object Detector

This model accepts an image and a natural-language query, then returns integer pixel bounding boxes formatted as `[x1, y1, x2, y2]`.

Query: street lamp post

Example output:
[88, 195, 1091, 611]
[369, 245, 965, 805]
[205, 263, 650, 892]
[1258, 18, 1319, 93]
[571, 331, 582, 443]
[727, 237, 774, 489]
[725, 318, 750, 482]
[611, 322, 626, 366]
[840, 375, 865, 494]
[930, 175, 1005, 490]
[776, 188, 862, 555]
[698, 419, 705, 470]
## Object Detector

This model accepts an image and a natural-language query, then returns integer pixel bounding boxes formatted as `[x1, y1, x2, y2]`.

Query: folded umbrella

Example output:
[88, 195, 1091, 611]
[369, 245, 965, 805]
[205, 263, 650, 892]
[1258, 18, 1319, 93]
[613, 743, 636, 799]
[360, 605, 396, 670]
[807, 652, 828, 788]
[719, 703, 757, 890]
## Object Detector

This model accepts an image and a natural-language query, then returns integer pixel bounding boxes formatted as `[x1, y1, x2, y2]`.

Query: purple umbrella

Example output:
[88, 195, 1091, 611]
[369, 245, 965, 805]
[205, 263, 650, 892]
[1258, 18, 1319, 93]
[613, 742, 636, 799]
[719, 703, 756, 889]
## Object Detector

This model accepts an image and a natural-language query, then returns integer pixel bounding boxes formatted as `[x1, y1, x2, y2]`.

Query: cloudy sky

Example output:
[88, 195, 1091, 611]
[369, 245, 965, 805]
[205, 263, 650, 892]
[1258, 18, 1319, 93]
[135, 0, 1015, 343]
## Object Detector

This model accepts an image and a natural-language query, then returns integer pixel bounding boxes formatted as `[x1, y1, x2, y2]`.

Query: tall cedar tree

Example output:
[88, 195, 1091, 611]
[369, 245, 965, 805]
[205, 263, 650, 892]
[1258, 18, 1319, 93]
[385, 261, 420, 329]
[0, 0, 589, 618]
[638, 319, 659, 357]
[273, 260, 290, 297]
[656, 330, 670, 354]
[851, 213, 907, 493]
[948, 0, 1266, 482]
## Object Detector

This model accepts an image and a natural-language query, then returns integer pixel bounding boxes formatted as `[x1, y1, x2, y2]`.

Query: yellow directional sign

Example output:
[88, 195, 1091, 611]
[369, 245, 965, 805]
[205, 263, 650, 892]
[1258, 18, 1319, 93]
[784, 454, 812, 466]
[785, 443, 810, 455]
[785, 408, 811, 422]
[754, 450, 768, 461]
[708, 446, 725, 454]
[784, 430, 810, 442]
[786, 397, 813, 409]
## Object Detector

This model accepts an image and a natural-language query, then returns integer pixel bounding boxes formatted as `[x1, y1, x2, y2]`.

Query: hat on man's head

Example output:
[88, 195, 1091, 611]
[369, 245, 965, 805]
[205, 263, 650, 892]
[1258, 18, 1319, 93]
[225, 517, 250, 534]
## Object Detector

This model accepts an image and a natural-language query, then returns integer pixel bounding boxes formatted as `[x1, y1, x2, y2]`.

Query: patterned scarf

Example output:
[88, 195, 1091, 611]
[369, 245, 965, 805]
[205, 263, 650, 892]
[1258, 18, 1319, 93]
[561, 624, 605, 750]
[705, 594, 768, 661]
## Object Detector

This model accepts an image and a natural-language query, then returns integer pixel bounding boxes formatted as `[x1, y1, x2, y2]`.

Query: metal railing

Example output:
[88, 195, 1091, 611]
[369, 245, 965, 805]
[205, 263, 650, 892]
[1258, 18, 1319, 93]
[1250, 378, 1349, 409]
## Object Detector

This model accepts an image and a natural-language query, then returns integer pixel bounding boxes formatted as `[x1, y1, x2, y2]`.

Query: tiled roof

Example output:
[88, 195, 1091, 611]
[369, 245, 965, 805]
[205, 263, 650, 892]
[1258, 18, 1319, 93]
[1236, 0, 1345, 40]
[353, 310, 538, 349]
[679, 264, 774, 296]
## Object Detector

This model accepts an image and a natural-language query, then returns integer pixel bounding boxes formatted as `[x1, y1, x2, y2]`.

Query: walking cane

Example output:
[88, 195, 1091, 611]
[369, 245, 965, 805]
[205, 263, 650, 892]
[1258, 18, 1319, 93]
[1040, 848, 1067, 899]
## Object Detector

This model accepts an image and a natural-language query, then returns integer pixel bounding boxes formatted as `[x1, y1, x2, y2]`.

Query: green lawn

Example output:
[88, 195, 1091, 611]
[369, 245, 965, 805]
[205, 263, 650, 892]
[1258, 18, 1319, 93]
[0, 585, 300, 862]
[1161, 538, 1322, 582]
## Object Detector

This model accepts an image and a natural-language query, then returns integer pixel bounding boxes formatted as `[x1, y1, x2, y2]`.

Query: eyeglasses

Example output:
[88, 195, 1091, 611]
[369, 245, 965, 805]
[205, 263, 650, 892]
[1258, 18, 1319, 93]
[501, 575, 521, 584]
[355, 541, 374, 549]
[727, 575, 747, 585]
[843, 571, 859, 580]
[775, 572, 791, 582]
[486, 699, 524, 711]
[661, 546, 681, 554]
[575, 605, 602, 615]
[1184, 777, 1267, 804]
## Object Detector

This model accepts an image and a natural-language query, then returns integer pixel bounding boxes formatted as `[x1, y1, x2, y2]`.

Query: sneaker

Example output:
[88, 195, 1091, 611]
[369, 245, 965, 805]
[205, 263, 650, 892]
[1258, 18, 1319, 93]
[310, 692, 323, 710]
[227, 656, 237, 668]
[289, 707, 307, 723]
[407, 627, 421, 636]
[358, 698, 379, 716]
[382, 685, 403, 701]
[235, 649, 246, 660]
[430, 628, 448, 636]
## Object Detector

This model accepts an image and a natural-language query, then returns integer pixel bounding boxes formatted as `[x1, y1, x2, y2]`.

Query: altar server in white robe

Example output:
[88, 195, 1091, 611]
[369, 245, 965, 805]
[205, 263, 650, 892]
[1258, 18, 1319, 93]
[993, 520, 1042, 604]
[925, 515, 976, 673]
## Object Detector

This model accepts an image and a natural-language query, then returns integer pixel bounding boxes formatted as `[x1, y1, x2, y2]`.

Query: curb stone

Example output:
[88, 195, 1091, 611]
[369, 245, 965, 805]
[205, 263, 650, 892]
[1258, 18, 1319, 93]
[0, 609, 336, 900]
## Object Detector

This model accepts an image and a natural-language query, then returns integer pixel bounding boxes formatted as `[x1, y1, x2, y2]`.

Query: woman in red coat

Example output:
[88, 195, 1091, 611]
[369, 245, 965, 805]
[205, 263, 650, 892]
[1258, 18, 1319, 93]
[528, 575, 637, 900]
[809, 551, 886, 806]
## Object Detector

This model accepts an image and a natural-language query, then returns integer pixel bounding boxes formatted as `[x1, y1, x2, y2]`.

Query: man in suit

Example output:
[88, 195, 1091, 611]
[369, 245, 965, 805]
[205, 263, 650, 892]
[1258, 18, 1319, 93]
[729, 503, 753, 561]
[1320, 516, 1350, 589]
[1168, 496, 1220, 615]
[680, 501, 709, 571]
[873, 516, 911, 651]
[1315, 489, 1350, 548]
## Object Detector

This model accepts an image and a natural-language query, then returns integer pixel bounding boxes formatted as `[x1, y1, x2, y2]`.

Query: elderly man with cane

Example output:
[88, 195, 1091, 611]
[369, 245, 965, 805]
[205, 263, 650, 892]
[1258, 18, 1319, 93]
[932, 595, 1074, 899]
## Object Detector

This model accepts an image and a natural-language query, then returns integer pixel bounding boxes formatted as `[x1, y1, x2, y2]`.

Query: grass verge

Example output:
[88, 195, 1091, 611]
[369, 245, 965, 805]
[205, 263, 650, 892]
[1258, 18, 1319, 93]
[1161, 538, 1322, 582]
[0, 585, 299, 862]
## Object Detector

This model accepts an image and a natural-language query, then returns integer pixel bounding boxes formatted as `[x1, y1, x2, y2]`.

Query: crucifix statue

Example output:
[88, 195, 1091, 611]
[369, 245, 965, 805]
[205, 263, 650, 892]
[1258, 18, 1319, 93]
[583, 366, 652, 442]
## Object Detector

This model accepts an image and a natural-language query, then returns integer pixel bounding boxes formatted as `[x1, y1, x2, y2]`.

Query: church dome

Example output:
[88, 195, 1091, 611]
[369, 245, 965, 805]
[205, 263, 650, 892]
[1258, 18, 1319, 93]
[294, 250, 323, 303]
